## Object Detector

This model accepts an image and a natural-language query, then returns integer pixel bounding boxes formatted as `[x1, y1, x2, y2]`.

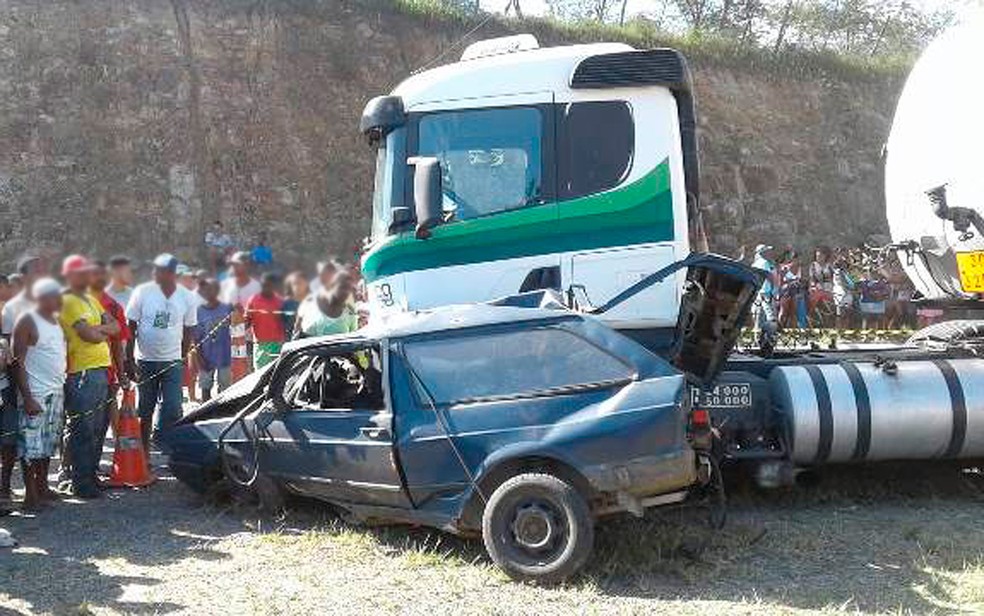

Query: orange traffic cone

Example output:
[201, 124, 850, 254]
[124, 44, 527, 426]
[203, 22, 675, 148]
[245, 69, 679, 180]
[230, 309, 250, 383]
[106, 388, 156, 488]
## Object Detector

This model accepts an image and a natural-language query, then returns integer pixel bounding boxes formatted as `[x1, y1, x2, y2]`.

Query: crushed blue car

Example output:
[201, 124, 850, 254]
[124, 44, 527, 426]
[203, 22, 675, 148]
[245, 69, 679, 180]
[166, 254, 762, 583]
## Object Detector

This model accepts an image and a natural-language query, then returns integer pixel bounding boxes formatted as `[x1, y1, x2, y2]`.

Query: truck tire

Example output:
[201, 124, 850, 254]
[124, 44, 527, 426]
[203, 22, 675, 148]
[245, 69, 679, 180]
[482, 472, 594, 584]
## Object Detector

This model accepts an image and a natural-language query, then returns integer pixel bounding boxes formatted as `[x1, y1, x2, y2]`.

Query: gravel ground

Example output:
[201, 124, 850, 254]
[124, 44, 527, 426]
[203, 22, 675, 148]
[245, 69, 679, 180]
[3, 445, 984, 615]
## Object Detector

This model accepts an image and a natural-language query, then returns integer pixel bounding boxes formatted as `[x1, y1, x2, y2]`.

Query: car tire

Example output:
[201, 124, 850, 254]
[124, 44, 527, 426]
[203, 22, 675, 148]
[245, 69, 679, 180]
[482, 472, 594, 584]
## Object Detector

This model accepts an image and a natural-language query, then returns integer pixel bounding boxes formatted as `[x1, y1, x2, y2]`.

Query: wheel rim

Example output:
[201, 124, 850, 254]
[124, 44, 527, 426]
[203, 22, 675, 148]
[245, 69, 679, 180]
[504, 497, 568, 565]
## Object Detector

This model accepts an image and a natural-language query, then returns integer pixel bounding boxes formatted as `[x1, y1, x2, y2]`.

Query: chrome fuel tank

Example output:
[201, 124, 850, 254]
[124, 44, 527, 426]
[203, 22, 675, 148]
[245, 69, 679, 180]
[770, 359, 984, 464]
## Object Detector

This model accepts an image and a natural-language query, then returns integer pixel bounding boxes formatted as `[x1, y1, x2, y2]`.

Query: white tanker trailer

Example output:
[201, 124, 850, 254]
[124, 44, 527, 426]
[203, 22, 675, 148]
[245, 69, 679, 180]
[885, 13, 984, 307]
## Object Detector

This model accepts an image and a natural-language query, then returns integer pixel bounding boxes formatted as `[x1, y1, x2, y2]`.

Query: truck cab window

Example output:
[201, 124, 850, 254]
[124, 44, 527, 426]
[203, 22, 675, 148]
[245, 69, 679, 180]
[558, 101, 634, 200]
[417, 107, 543, 220]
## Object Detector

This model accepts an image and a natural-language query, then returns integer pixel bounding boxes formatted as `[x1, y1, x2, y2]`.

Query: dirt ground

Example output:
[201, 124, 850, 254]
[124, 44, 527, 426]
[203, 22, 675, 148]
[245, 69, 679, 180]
[2, 447, 984, 615]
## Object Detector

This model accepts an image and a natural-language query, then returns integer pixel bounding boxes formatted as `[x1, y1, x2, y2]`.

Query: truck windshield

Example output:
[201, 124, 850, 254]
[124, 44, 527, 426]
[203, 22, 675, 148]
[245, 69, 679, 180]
[370, 127, 407, 241]
[417, 106, 542, 220]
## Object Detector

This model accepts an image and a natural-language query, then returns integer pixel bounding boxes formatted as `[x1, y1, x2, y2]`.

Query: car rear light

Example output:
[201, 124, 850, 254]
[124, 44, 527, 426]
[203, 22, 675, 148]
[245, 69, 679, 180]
[688, 408, 712, 450]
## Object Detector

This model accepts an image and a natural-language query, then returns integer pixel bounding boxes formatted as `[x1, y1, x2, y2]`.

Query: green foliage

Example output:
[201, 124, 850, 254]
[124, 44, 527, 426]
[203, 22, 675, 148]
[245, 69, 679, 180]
[384, 0, 950, 79]
[386, 0, 910, 79]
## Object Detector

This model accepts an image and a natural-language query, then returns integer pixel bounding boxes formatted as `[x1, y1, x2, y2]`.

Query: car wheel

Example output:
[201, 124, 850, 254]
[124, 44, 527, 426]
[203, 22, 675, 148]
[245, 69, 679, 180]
[482, 472, 594, 584]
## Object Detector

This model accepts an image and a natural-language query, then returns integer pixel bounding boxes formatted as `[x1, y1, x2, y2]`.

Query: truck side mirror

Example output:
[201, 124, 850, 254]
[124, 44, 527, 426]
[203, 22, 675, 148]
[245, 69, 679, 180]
[412, 157, 442, 240]
[389, 206, 414, 234]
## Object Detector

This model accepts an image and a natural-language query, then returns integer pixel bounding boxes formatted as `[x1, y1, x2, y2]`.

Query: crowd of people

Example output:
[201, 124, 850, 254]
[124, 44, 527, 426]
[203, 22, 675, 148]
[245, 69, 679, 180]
[0, 248, 364, 514]
[0, 236, 927, 520]
[746, 243, 919, 336]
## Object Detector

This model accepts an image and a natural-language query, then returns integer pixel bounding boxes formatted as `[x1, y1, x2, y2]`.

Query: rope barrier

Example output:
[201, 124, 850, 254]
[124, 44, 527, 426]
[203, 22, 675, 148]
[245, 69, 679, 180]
[0, 308, 238, 441]
[0, 299, 361, 440]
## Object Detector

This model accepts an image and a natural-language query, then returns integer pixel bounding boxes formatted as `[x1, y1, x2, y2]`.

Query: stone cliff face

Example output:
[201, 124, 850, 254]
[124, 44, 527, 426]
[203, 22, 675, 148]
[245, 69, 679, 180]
[0, 0, 902, 270]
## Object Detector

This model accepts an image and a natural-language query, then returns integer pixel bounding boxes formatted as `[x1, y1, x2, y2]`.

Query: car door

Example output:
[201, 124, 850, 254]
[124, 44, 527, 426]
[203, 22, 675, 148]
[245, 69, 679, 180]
[256, 342, 411, 508]
[392, 323, 639, 507]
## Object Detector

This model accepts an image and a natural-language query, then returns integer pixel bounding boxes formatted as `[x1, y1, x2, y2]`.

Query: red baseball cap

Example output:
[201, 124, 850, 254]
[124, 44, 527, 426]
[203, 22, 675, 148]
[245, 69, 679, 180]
[61, 254, 93, 276]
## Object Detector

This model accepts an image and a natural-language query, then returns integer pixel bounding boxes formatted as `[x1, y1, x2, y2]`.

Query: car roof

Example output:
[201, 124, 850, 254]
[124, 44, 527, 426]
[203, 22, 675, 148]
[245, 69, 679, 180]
[282, 302, 577, 353]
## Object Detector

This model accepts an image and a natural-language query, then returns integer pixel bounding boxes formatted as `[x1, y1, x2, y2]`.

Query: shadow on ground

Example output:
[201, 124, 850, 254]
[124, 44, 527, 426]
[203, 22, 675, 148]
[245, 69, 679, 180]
[4, 458, 984, 614]
[0, 444, 238, 614]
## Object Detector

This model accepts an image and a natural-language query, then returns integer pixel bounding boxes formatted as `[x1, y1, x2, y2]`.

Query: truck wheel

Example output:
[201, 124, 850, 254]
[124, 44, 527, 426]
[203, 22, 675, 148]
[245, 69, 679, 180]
[482, 473, 594, 584]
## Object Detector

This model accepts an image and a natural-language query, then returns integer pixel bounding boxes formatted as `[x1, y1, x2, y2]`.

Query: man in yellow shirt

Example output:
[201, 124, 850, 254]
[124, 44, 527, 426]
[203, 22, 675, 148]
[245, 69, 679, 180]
[59, 255, 118, 498]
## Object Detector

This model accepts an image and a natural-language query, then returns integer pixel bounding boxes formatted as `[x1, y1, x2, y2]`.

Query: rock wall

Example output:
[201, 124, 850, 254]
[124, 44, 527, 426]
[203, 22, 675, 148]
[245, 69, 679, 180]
[0, 0, 903, 271]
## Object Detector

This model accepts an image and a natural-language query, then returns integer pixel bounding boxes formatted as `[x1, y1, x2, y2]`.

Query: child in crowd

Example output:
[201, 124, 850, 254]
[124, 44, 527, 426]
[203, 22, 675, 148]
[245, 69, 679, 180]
[281, 272, 309, 341]
[195, 280, 233, 401]
[245, 273, 285, 369]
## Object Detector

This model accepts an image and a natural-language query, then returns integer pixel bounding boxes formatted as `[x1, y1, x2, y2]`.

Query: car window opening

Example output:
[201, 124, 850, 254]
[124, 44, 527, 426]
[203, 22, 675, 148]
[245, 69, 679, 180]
[283, 348, 384, 411]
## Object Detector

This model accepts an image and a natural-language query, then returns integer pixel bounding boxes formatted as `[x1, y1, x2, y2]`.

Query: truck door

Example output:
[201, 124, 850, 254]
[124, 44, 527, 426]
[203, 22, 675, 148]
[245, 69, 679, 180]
[571, 245, 679, 324]
[555, 94, 689, 335]
[257, 343, 410, 508]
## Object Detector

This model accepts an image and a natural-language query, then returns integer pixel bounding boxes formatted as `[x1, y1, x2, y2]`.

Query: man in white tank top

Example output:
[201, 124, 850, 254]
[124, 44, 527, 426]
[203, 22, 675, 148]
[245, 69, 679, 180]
[10, 279, 66, 510]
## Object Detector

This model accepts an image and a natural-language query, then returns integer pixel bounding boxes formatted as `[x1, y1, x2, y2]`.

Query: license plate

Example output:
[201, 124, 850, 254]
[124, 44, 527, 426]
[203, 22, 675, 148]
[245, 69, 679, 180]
[956, 251, 984, 293]
[690, 383, 752, 409]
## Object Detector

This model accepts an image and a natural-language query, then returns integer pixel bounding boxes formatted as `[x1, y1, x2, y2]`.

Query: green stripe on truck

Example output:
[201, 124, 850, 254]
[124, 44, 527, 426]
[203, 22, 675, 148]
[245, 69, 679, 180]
[362, 159, 674, 282]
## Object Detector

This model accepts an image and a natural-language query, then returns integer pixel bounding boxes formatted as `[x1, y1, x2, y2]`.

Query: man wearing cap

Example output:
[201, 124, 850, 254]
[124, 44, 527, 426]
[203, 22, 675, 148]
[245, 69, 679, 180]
[59, 255, 118, 498]
[0, 255, 43, 503]
[126, 254, 199, 450]
[11, 278, 66, 509]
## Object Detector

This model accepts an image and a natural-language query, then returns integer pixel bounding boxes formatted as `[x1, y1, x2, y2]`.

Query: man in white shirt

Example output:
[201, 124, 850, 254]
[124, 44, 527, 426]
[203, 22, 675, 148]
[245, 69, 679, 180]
[219, 251, 260, 310]
[126, 254, 199, 450]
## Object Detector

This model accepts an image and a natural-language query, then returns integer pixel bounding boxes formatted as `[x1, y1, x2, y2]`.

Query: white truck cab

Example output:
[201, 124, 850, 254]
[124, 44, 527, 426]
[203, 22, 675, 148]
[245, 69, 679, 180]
[359, 35, 701, 346]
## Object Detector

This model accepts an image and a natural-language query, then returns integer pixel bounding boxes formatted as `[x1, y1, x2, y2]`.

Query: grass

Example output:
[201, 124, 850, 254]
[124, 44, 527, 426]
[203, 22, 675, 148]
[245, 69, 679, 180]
[8, 460, 984, 613]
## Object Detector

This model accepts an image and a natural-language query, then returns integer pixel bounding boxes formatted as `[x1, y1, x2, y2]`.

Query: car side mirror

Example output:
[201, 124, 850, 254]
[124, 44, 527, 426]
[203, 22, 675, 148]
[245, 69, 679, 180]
[411, 157, 442, 240]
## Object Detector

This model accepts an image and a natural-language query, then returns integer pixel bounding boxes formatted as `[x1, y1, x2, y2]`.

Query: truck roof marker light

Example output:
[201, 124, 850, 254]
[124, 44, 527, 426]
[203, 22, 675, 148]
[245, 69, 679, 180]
[461, 34, 539, 62]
